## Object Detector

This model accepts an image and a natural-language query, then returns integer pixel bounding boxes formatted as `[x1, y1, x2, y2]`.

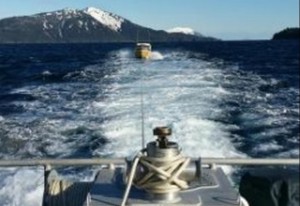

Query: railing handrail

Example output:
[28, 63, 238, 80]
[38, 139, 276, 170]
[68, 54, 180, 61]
[0, 157, 299, 167]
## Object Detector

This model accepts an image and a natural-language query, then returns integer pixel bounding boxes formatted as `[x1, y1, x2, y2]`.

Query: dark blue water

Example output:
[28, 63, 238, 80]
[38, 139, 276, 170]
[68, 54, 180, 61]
[0, 40, 299, 204]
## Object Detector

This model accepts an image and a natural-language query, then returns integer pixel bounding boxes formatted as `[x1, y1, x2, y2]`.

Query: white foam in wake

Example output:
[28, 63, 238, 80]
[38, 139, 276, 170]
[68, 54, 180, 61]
[0, 168, 44, 206]
[94, 50, 245, 163]
[150, 51, 164, 60]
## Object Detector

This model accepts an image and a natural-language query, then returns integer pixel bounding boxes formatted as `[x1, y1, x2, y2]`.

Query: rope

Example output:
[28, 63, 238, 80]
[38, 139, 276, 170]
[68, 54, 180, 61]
[120, 150, 190, 205]
[140, 69, 145, 149]
[135, 154, 190, 193]
[240, 196, 249, 206]
[120, 152, 143, 206]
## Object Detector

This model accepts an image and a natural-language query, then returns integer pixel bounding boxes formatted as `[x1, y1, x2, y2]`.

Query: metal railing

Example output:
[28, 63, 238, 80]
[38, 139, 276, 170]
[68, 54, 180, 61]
[0, 157, 298, 168]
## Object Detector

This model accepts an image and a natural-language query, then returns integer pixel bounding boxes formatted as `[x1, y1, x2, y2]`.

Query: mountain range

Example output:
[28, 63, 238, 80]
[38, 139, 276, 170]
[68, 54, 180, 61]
[0, 7, 216, 43]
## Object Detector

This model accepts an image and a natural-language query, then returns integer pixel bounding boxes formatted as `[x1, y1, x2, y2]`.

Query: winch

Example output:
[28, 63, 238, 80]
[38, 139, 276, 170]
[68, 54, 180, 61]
[130, 126, 190, 203]
[107, 126, 244, 206]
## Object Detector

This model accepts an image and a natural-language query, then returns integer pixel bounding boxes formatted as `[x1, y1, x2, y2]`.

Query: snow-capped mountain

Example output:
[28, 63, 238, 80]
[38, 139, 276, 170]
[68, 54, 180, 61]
[84, 7, 124, 32]
[167, 27, 196, 35]
[167, 27, 205, 37]
[0, 7, 215, 43]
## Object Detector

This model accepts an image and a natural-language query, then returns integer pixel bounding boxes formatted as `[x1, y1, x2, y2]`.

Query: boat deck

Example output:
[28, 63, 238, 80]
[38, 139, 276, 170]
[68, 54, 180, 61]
[84, 167, 240, 206]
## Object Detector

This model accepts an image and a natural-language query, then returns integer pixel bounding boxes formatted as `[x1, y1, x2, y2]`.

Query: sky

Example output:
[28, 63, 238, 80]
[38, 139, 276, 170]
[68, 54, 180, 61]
[0, 0, 298, 40]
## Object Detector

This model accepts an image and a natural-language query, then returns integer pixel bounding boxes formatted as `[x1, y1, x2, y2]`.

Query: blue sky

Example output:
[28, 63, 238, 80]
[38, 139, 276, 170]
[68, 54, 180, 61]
[0, 0, 298, 40]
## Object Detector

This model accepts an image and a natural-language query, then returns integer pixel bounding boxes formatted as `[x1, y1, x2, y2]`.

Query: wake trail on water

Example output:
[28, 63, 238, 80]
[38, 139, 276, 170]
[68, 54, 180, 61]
[95, 50, 245, 161]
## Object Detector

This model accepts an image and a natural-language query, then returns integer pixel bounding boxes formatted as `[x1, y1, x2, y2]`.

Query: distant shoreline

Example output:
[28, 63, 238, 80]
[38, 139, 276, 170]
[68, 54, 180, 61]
[272, 28, 300, 40]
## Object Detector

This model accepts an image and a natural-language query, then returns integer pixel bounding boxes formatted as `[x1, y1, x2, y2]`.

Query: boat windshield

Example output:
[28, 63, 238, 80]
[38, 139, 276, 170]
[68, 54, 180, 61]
[136, 43, 151, 50]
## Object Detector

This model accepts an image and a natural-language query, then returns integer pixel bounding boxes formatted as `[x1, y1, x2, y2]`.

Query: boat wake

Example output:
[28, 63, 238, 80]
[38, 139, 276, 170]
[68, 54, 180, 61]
[95, 50, 245, 160]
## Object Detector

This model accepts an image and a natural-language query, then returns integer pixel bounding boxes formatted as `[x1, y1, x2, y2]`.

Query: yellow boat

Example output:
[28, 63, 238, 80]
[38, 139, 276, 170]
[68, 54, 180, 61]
[135, 43, 151, 59]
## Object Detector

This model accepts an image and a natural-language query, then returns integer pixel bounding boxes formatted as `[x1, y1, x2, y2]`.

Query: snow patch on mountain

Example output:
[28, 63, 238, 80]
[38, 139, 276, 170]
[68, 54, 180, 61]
[55, 8, 78, 17]
[84, 7, 124, 31]
[166, 27, 195, 35]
